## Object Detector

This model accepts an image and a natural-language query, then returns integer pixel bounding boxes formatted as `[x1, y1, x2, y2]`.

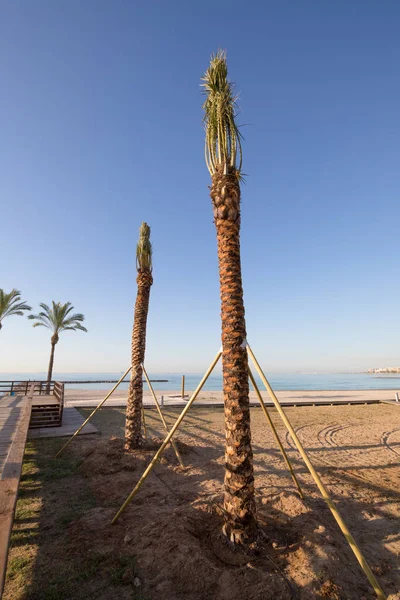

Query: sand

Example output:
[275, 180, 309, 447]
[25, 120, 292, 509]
[5, 403, 400, 599]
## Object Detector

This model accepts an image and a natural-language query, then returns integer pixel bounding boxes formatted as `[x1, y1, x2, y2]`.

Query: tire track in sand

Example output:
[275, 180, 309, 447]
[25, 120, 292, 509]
[381, 428, 400, 458]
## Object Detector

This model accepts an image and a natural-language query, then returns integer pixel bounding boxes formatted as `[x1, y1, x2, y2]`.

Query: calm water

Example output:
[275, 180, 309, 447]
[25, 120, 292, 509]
[1, 371, 399, 392]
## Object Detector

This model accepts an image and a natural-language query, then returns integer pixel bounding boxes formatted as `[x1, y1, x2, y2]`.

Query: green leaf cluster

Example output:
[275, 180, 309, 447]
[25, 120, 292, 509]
[136, 222, 152, 272]
[28, 301, 87, 334]
[201, 49, 243, 176]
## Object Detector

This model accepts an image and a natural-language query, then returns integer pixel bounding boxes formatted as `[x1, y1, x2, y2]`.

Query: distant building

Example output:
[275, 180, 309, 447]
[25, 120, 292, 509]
[368, 367, 400, 374]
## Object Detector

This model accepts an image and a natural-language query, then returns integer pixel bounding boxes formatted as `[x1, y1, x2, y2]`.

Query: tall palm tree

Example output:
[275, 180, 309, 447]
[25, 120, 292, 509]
[0, 289, 31, 330]
[202, 51, 256, 544]
[125, 223, 153, 450]
[29, 302, 87, 390]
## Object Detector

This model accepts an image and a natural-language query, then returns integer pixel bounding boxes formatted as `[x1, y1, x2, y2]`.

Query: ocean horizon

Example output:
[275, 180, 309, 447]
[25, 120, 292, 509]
[1, 371, 399, 392]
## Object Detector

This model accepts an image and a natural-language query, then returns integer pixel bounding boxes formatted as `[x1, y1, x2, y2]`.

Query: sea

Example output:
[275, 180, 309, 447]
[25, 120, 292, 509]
[1, 372, 399, 392]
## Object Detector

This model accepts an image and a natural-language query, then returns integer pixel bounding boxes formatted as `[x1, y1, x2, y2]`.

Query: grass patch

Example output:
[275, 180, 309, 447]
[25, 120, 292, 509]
[18, 552, 145, 600]
[4, 436, 148, 599]
[41, 458, 81, 481]
[109, 553, 137, 585]
[13, 497, 41, 521]
[55, 488, 97, 528]
[6, 555, 31, 580]
[27, 578, 77, 600]
[10, 528, 40, 547]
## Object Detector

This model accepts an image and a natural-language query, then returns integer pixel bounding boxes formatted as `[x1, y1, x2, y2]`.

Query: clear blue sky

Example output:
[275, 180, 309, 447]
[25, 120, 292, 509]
[1, 1, 399, 374]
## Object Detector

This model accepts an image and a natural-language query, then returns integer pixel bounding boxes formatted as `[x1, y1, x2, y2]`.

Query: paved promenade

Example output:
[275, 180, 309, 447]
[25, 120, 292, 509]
[65, 388, 400, 409]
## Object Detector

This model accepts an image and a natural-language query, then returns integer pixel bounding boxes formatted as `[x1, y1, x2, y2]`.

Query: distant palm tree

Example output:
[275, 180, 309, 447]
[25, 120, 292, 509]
[202, 50, 256, 544]
[29, 302, 87, 390]
[0, 289, 31, 330]
[125, 223, 153, 450]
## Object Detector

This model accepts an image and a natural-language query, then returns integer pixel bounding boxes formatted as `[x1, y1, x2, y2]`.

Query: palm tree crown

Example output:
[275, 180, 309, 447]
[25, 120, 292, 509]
[28, 301, 87, 334]
[201, 49, 243, 176]
[0, 289, 31, 329]
[136, 222, 152, 272]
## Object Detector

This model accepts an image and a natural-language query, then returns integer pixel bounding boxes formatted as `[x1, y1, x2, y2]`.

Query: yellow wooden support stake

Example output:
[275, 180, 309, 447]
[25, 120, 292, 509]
[112, 350, 222, 524]
[142, 365, 185, 468]
[55, 366, 132, 458]
[141, 404, 147, 439]
[246, 343, 386, 600]
[248, 366, 304, 499]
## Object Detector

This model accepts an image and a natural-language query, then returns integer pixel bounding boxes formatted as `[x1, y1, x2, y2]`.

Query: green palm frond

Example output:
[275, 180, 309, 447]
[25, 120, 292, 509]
[0, 288, 31, 324]
[136, 222, 152, 271]
[29, 301, 87, 335]
[38, 303, 51, 313]
[63, 314, 85, 326]
[63, 325, 88, 332]
[201, 49, 243, 176]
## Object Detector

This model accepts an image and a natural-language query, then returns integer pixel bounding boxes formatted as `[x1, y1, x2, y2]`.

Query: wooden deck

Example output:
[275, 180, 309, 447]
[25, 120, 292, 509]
[0, 395, 32, 596]
[31, 396, 59, 406]
[28, 407, 98, 439]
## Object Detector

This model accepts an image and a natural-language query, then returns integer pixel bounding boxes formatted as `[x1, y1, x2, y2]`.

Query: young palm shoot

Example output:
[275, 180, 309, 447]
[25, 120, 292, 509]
[0, 289, 31, 330]
[29, 302, 87, 391]
[125, 223, 153, 449]
[202, 50, 256, 544]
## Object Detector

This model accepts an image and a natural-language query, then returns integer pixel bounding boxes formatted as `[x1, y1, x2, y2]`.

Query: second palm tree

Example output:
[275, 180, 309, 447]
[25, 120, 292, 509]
[125, 223, 153, 450]
[29, 301, 87, 391]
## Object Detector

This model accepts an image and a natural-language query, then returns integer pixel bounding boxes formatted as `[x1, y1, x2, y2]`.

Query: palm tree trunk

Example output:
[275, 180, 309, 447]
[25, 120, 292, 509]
[47, 334, 58, 393]
[211, 166, 256, 544]
[125, 270, 153, 450]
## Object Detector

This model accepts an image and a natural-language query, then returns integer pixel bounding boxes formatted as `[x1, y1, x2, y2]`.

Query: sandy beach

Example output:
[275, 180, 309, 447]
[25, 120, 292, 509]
[5, 403, 400, 599]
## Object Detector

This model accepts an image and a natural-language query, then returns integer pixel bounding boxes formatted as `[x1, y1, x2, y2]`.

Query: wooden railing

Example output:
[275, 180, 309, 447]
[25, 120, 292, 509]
[0, 381, 57, 397]
[53, 381, 65, 423]
[0, 381, 65, 428]
[1, 379, 169, 397]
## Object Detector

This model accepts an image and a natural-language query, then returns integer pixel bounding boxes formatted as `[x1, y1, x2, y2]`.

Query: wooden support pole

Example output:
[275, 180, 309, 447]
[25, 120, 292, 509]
[248, 366, 304, 499]
[142, 365, 185, 468]
[181, 375, 185, 398]
[141, 404, 147, 439]
[246, 343, 386, 600]
[111, 350, 222, 524]
[55, 366, 132, 458]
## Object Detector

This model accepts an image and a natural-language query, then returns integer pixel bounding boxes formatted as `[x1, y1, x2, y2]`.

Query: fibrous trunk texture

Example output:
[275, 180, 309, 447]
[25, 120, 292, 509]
[211, 165, 256, 544]
[125, 270, 153, 450]
[47, 333, 59, 393]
